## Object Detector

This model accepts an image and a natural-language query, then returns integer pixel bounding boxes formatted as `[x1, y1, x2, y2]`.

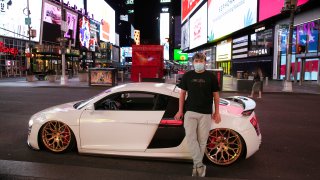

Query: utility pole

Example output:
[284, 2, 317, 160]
[60, 0, 67, 85]
[26, 0, 32, 72]
[282, 0, 297, 92]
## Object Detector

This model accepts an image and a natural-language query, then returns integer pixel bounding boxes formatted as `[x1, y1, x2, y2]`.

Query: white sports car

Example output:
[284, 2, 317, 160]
[27, 83, 261, 166]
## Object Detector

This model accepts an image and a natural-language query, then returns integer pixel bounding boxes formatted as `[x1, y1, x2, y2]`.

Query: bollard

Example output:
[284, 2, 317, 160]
[174, 74, 177, 84]
[265, 77, 268, 86]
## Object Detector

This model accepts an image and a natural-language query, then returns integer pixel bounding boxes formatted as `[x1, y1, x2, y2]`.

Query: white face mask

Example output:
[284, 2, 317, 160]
[194, 63, 205, 72]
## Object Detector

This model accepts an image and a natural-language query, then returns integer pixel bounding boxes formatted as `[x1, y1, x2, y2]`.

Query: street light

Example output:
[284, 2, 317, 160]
[281, 0, 297, 92]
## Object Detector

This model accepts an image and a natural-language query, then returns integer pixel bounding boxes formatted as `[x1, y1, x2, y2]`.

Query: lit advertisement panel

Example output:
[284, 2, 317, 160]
[79, 16, 90, 49]
[89, 19, 100, 51]
[181, 20, 189, 51]
[259, 0, 309, 22]
[0, 0, 42, 41]
[216, 39, 232, 61]
[174, 49, 188, 61]
[87, 0, 115, 44]
[208, 0, 257, 42]
[189, 2, 207, 49]
[41, 0, 78, 46]
[160, 13, 169, 60]
[121, 47, 132, 57]
[181, 0, 204, 23]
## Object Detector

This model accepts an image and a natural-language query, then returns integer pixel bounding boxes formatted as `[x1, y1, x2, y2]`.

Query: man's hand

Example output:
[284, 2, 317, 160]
[212, 112, 221, 124]
[175, 111, 184, 120]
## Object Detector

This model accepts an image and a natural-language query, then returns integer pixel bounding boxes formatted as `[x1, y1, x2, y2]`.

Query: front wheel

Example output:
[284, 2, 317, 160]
[40, 121, 75, 153]
[205, 128, 244, 166]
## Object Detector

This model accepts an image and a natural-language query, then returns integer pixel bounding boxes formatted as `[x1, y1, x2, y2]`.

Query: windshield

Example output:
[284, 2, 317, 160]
[73, 90, 111, 109]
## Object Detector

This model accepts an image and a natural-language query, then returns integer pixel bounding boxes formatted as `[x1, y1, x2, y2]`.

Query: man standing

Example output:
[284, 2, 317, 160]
[174, 53, 221, 177]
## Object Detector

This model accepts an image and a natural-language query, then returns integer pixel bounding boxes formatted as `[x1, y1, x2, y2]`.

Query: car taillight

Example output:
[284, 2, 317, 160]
[250, 116, 260, 136]
[242, 110, 254, 116]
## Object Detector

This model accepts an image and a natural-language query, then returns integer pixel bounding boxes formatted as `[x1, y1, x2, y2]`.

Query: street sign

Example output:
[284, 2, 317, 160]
[25, 18, 31, 25]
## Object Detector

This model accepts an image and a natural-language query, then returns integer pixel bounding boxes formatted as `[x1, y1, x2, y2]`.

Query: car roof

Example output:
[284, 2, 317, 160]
[109, 82, 179, 96]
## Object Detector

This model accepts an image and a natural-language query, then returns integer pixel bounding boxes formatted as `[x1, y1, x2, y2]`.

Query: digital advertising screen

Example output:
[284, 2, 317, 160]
[189, 2, 207, 49]
[181, 20, 189, 51]
[174, 49, 188, 61]
[87, 0, 115, 44]
[41, 0, 78, 46]
[89, 19, 100, 51]
[0, 0, 42, 41]
[181, 0, 204, 23]
[259, 0, 309, 22]
[79, 16, 90, 49]
[208, 0, 257, 42]
[216, 39, 232, 61]
[112, 46, 120, 62]
[121, 47, 132, 57]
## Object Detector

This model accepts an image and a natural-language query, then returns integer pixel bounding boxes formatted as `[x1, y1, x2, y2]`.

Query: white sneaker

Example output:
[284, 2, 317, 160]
[192, 168, 197, 176]
[197, 165, 206, 177]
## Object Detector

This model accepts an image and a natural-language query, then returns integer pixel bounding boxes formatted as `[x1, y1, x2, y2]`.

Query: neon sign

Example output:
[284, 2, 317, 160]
[0, 41, 19, 57]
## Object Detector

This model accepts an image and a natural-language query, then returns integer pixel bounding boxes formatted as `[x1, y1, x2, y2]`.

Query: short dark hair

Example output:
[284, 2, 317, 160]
[192, 53, 206, 61]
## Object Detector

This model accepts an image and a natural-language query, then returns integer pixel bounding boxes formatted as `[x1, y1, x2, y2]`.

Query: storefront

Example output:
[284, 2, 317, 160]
[0, 37, 27, 77]
[232, 28, 274, 78]
[274, 7, 320, 81]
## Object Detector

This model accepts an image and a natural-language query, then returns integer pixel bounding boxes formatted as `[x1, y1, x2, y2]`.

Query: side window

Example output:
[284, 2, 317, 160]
[162, 96, 179, 118]
[95, 92, 156, 111]
[95, 93, 122, 110]
[121, 92, 155, 110]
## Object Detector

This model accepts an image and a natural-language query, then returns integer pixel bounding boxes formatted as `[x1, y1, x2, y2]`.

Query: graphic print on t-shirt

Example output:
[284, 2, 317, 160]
[191, 78, 206, 87]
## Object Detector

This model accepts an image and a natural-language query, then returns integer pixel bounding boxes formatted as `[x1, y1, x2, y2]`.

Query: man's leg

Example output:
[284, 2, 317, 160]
[184, 111, 201, 168]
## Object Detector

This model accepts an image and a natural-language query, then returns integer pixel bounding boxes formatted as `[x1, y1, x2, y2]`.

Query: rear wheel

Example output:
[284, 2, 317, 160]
[40, 121, 75, 153]
[205, 128, 244, 166]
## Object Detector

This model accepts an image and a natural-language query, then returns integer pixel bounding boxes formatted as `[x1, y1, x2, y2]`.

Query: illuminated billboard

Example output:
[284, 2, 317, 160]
[181, 0, 204, 23]
[189, 2, 207, 49]
[208, 0, 257, 42]
[41, 0, 78, 46]
[181, 20, 189, 50]
[79, 16, 90, 49]
[174, 49, 188, 61]
[0, 0, 42, 41]
[216, 39, 232, 62]
[87, 0, 115, 44]
[259, 0, 309, 22]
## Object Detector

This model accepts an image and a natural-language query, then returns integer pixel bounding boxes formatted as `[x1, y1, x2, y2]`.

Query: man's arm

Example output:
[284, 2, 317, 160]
[174, 89, 186, 120]
[212, 91, 221, 123]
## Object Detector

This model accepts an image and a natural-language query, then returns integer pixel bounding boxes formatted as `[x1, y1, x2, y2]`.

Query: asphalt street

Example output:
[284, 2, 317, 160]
[0, 87, 319, 179]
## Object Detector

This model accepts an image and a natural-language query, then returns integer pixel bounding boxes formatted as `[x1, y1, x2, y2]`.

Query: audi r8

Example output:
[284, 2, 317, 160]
[27, 83, 261, 166]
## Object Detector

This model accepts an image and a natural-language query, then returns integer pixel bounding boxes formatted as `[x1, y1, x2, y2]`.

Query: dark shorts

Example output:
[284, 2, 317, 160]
[252, 81, 262, 91]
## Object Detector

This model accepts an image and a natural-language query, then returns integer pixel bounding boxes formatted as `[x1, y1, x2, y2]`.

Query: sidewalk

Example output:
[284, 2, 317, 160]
[0, 76, 319, 94]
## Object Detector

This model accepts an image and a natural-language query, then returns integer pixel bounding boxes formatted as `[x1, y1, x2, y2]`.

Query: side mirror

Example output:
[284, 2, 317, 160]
[85, 104, 94, 112]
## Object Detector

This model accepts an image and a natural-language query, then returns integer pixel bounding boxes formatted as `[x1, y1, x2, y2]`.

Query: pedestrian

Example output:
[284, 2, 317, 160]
[174, 52, 221, 177]
[249, 67, 263, 98]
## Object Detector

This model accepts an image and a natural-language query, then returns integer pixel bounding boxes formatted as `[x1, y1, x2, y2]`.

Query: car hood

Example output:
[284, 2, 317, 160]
[31, 101, 82, 126]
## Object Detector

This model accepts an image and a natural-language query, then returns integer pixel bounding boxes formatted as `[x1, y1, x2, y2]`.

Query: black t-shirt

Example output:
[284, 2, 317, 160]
[178, 70, 220, 114]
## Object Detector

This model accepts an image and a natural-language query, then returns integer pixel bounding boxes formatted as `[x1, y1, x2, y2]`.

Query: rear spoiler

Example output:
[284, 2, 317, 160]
[224, 96, 256, 115]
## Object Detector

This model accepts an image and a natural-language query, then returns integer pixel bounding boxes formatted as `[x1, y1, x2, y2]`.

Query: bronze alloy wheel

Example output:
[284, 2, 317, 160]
[205, 128, 243, 166]
[41, 121, 73, 153]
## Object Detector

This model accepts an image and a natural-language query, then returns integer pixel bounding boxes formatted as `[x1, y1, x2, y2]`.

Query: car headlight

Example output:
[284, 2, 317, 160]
[28, 119, 34, 128]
